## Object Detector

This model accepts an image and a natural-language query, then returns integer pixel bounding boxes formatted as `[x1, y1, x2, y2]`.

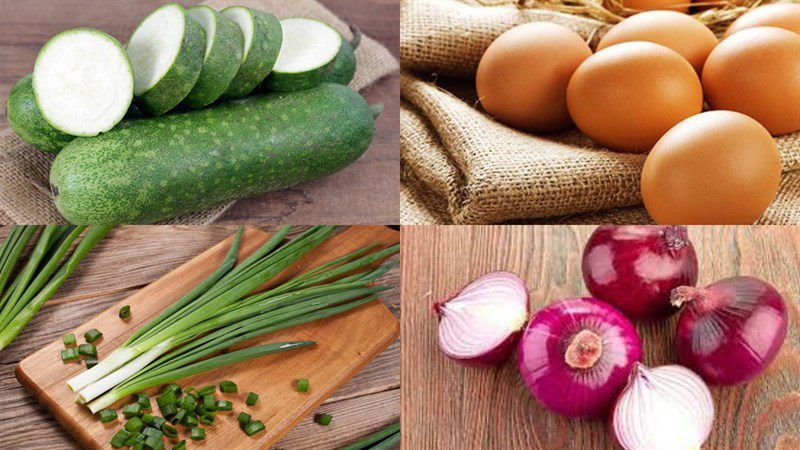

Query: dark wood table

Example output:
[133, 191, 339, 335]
[402, 225, 800, 449]
[0, 225, 400, 449]
[0, 0, 399, 225]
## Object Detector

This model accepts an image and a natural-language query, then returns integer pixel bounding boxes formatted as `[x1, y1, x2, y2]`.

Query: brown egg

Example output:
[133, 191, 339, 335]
[724, 3, 800, 38]
[702, 27, 800, 135]
[566, 42, 703, 153]
[621, 0, 689, 13]
[642, 111, 781, 224]
[476, 22, 592, 133]
[597, 11, 718, 74]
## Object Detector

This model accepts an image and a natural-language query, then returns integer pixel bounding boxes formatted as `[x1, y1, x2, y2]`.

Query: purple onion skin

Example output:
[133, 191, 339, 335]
[582, 225, 698, 319]
[518, 298, 643, 419]
[675, 276, 788, 385]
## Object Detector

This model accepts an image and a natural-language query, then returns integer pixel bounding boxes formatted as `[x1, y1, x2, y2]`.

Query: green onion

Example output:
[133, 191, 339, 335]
[296, 379, 309, 392]
[133, 444, 144, 450]
[199, 413, 215, 426]
[0, 226, 112, 351]
[202, 395, 217, 411]
[160, 403, 177, 419]
[110, 429, 131, 448]
[190, 427, 205, 440]
[219, 380, 237, 393]
[142, 427, 163, 439]
[179, 395, 196, 411]
[136, 393, 152, 411]
[142, 414, 154, 425]
[123, 403, 143, 418]
[237, 412, 251, 426]
[246, 392, 258, 406]
[124, 432, 142, 446]
[78, 343, 97, 357]
[173, 440, 186, 450]
[84, 328, 103, 343]
[150, 416, 166, 430]
[184, 387, 198, 397]
[244, 420, 265, 436]
[62, 333, 76, 347]
[162, 424, 178, 438]
[197, 385, 215, 396]
[216, 400, 233, 411]
[314, 413, 332, 426]
[125, 416, 144, 432]
[98, 409, 118, 423]
[143, 435, 163, 450]
[181, 413, 198, 428]
[370, 431, 401, 450]
[61, 348, 79, 362]
[85, 357, 99, 369]
[170, 409, 187, 425]
[119, 305, 131, 319]
[163, 383, 182, 397]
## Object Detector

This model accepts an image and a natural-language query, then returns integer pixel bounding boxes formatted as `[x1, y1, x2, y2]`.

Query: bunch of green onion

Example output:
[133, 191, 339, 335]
[0, 225, 112, 351]
[68, 225, 399, 413]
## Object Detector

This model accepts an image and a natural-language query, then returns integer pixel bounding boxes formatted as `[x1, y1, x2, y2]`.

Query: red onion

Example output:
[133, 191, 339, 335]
[673, 276, 788, 385]
[518, 298, 642, 418]
[612, 363, 714, 450]
[434, 271, 529, 366]
[582, 225, 698, 319]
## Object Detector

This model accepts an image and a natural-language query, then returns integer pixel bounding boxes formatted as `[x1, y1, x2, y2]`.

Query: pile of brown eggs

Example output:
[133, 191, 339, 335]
[476, 3, 800, 224]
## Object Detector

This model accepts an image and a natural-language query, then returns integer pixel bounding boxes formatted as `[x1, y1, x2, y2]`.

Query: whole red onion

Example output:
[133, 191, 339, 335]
[582, 225, 698, 319]
[518, 297, 642, 418]
[673, 276, 788, 385]
[434, 271, 530, 366]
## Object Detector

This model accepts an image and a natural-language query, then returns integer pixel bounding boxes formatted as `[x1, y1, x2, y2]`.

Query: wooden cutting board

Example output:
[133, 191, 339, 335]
[16, 226, 399, 450]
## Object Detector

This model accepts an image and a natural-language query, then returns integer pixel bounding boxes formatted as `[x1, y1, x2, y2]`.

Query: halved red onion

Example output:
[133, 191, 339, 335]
[673, 276, 788, 385]
[582, 225, 698, 319]
[434, 271, 529, 366]
[518, 297, 642, 418]
[612, 363, 714, 450]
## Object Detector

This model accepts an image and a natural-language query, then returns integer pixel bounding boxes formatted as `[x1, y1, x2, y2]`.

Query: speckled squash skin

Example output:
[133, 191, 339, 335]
[183, 6, 244, 108]
[50, 83, 377, 224]
[221, 8, 282, 100]
[7, 74, 75, 153]
[326, 27, 360, 85]
[132, 8, 206, 116]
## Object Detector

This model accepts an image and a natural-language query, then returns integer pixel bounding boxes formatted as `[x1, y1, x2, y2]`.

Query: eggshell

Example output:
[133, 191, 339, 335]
[566, 42, 703, 153]
[597, 11, 718, 74]
[724, 3, 800, 37]
[702, 27, 800, 135]
[621, 0, 689, 13]
[476, 22, 593, 133]
[641, 111, 781, 225]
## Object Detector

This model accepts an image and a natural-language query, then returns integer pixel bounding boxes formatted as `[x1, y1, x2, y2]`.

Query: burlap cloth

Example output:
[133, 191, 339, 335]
[0, 0, 398, 224]
[400, 0, 800, 224]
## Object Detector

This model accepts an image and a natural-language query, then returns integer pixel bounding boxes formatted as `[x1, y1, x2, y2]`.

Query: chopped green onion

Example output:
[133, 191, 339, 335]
[190, 427, 205, 440]
[111, 429, 131, 448]
[136, 393, 152, 411]
[219, 380, 237, 393]
[160, 403, 177, 418]
[144, 435, 164, 450]
[125, 432, 144, 445]
[119, 305, 131, 319]
[125, 416, 144, 433]
[61, 348, 79, 362]
[296, 379, 309, 392]
[142, 427, 163, 439]
[244, 420, 265, 436]
[85, 357, 99, 369]
[216, 400, 233, 411]
[181, 414, 198, 428]
[133, 444, 144, 450]
[170, 409, 187, 425]
[150, 416, 166, 430]
[199, 413, 215, 426]
[163, 383, 182, 396]
[314, 413, 332, 426]
[78, 343, 97, 357]
[246, 392, 258, 406]
[123, 403, 143, 418]
[197, 385, 215, 396]
[203, 395, 217, 411]
[162, 424, 178, 438]
[184, 387, 198, 397]
[62, 333, 76, 347]
[142, 414, 154, 424]
[84, 328, 103, 343]
[156, 390, 176, 407]
[98, 409, 118, 423]
[237, 412, 251, 426]
[173, 440, 186, 450]
[179, 395, 196, 411]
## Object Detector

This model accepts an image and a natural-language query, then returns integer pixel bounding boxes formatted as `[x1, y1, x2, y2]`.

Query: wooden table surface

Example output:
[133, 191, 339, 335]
[0, 225, 400, 449]
[0, 0, 399, 225]
[401, 226, 800, 450]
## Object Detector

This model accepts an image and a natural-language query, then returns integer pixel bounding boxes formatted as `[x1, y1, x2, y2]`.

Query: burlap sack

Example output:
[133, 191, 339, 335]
[0, 0, 398, 224]
[400, 0, 800, 224]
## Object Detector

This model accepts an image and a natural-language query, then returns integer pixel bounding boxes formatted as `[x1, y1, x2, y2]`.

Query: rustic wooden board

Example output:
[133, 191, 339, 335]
[401, 225, 800, 450]
[16, 226, 399, 449]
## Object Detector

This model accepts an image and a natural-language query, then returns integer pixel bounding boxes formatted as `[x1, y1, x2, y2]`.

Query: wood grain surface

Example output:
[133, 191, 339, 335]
[401, 226, 800, 450]
[0, 0, 400, 225]
[0, 225, 400, 450]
